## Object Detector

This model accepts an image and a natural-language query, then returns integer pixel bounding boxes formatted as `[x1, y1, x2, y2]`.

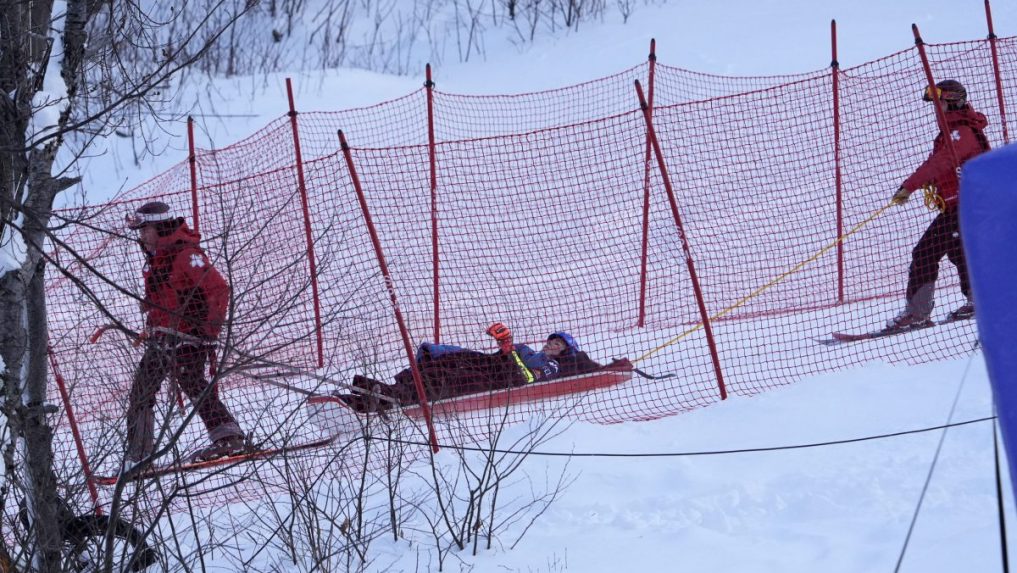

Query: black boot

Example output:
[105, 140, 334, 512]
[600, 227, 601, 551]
[335, 393, 376, 414]
[348, 376, 395, 413]
[352, 374, 383, 392]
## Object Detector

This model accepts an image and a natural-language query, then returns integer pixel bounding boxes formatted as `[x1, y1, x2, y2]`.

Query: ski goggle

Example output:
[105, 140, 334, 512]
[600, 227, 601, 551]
[125, 212, 153, 230]
[922, 85, 963, 103]
[922, 86, 942, 102]
[125, 210, 174, 229]
[125, 212, 146, 229]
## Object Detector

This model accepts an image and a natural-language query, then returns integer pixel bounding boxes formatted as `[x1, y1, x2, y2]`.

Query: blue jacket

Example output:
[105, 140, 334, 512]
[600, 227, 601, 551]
[512, 344, 558, 378]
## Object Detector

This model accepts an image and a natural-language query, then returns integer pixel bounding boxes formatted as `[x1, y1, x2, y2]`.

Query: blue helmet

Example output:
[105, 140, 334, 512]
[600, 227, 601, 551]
[547, 331, 579, 355]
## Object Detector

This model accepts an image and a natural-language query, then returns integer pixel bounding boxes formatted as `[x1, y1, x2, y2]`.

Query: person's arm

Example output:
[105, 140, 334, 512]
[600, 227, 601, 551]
[202, 263, 230, 337]
[901, 126, 984, 193]
[572, 351, 601, 373]
[139, 260, 154, 324]
[485, 324, 559, 381]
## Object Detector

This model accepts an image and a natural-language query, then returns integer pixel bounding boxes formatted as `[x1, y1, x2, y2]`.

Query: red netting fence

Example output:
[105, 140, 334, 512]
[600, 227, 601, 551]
[42, 35, 1015, 512]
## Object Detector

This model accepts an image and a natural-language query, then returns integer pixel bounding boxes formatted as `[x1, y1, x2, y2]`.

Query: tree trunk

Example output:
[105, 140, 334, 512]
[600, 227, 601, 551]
[1, 150, 68, 571]
[0, 0, 252, 566]
[1, 266, 63, 571]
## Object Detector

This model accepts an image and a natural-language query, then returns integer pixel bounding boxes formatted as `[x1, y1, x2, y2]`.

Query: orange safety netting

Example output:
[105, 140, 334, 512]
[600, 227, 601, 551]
[42, 36, 1014, 511]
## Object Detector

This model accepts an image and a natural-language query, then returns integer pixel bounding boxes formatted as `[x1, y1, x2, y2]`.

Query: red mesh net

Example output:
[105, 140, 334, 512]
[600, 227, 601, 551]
[43, 37, 1014, 512]
[655, 62, 826, 103]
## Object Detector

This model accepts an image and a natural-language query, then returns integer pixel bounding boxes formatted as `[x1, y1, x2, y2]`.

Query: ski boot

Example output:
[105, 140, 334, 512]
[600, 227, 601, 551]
[946, 299, 975, 322]
[346, 375, 395, 414]
[190, 435, 250, 462]
[885, 309, 934, 332]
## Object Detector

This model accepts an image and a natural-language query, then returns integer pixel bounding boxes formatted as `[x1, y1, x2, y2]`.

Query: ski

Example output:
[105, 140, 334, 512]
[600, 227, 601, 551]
[632, 367, 675, 380]
[94, 436, 337, 485]
[818, 314, 974, 346]
[823, 323, 934, 344]
[938, 312, 975, 327]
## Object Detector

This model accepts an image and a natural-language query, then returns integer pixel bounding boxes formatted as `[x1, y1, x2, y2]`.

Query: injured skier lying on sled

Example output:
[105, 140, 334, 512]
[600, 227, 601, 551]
[336, 323, 625, 413]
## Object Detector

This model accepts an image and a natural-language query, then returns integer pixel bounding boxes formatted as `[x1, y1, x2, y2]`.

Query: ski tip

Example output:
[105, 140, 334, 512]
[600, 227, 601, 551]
[92, 437, 340, 486]
[937, 314, 974, 326]
[812, 336, 844, 346]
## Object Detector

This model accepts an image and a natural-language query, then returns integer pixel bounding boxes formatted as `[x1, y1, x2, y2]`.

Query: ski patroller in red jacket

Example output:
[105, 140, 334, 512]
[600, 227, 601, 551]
[141, 221, 229, 340]
[901, 105, 991, 209]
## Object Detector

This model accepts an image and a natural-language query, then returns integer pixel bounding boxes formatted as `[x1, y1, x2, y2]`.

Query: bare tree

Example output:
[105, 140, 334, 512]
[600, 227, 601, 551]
[0, 0, 640, 568]
[617, 0, 635, 23]
[0, 2, 264, 567]
[176, 0, 643, 77]
[405, 403, 576, 571]
[3, 176, 381, 570]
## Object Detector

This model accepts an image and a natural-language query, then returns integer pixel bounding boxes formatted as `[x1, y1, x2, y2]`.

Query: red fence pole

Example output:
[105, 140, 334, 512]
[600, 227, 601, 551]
[338, 130, 440, 452]
[831, 21, 845, 304]
[634, 80, 727, 401]
[179, 116, 201, 409]
[426, 64, 441, 343]
[913, 26, 962, 170]
[48, 344, 102, 514]
[285, 78, 325, 369]
[637, 38, 657, 327]
[187, 116, 200, 235]
[984, 0, 1011, 144]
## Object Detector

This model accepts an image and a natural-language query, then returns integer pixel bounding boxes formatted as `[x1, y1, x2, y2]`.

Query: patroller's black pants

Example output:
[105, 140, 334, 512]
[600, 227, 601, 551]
[904, 210, 970, 317]
[125, 339, 242, 462]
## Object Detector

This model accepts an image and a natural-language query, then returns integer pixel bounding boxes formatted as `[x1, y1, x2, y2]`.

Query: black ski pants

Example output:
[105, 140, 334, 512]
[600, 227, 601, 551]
[906, 210, 971, 302]
[125, 339, 242, 461]
[386, 350, 523, 405]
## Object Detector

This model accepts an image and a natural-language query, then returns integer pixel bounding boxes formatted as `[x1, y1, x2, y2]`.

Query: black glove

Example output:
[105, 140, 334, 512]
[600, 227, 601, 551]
[891, 187, 910, 206]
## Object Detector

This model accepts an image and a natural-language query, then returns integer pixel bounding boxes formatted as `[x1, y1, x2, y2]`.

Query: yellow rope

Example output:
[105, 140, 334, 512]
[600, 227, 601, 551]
[922, 184, 946, 213]
[633, 201, 895, 365]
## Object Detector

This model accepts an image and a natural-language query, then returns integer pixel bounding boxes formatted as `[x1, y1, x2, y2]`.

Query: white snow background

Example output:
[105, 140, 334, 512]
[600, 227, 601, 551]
[54, 0, 1017, 571]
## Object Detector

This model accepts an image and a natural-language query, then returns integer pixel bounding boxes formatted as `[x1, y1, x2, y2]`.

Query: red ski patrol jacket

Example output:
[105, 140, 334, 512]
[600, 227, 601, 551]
[141, 222, 230, 340]
[901, 105, 990, 210]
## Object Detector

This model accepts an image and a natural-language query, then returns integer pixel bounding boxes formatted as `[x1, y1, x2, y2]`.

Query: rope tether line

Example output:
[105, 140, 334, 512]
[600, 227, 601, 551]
[634, 201, 894, 365]
[993, 409, 1011, 573]
[893, 349, 977, 572]
[363, 414, 993, 458]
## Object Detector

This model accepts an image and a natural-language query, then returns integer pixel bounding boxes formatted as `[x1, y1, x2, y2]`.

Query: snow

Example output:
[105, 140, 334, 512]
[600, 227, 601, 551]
[27, 1, 68, 150]
[26, 91, 62, 147]
[284, 346, 1000, 573]
[1, 212, 27, 273]
[57, 0, 1017, 571]
[6, 0, 67, 268]
[511, 357, 999, 573]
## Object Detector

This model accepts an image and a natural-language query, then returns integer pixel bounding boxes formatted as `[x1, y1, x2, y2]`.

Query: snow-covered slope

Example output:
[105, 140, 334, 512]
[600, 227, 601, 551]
[68, 1, 1017, 571]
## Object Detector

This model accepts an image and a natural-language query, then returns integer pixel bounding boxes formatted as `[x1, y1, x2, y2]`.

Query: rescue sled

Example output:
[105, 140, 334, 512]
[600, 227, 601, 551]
[309, 358, 634, 418]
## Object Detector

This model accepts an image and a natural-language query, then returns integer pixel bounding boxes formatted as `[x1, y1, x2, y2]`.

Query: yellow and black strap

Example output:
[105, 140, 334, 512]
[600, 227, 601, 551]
[509, 350, 536, 384]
